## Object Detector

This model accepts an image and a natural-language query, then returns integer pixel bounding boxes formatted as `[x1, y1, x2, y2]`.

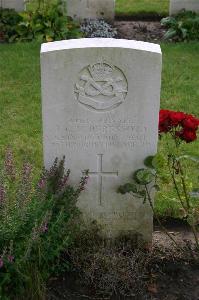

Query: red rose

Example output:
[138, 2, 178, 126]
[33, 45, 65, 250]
[159, 110, 170, 121]
[182, 115, 199, 131]
[169, 111, 186, 127]
[159, 109, 199, 143]
[180, 129, 197, 143]
[159, 110, 170, 124]
[159, 110, 171, 133]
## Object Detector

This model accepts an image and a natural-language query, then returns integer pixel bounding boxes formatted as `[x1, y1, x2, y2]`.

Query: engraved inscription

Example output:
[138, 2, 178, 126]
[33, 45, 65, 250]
[75, 58, 128, 111]
[97, 211, 136, 220]
[52, 118, 152, 151]
[86, 154, 118, 206]
[87, 211, 138, 229]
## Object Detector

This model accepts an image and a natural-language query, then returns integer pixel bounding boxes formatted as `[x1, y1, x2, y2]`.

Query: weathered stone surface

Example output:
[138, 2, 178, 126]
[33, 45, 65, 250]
[170, 0, 199, 15]
[1, 0, 24, 11]
[41, 38, 162, 242]
[66, 0, 115, 21]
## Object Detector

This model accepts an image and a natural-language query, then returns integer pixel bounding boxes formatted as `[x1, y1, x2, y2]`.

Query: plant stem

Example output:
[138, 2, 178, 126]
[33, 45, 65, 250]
[167, 156, 186, 210]
[190, 225, 199, 249]
[167, 136, 199, 249]
[178, 161, 199, 248]
[144, 185, 183, 250]
[178, 161, 190, 209]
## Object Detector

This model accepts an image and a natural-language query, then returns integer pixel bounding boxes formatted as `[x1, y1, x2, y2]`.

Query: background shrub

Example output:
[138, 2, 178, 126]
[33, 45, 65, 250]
[0, 8, 23, 42]
[161, 10, 199, 41]
[0, 0, 82, 43]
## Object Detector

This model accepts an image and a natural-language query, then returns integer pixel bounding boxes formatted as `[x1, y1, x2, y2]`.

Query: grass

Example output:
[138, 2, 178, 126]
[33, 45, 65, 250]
[27, 0, 170, 18]
[0, 42, 42, 171]
[161, 43, 199, 115]
[115, 0, 169, 18]
[0, 42, 199, 217]
[157, 42, 199, 217]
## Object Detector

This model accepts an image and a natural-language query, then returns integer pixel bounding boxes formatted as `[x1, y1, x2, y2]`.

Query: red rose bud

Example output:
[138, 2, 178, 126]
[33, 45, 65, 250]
[182, 115, 199, 131]
[159, 110, 171, 133]
[159, 124, 170, 133]
[180, 129, 197, 143]
[169, 111, 186, 127]
[159, 110, 170, 124]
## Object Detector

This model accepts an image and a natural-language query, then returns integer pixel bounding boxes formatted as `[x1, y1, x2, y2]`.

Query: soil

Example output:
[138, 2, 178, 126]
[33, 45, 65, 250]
[47, 221, 199, 300]
[114, 21, 167, 42]
[151, 223, 199, 300]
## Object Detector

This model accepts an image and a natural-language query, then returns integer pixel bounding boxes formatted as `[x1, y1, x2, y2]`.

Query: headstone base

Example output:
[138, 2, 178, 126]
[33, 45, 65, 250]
[170, 0, 199, 15]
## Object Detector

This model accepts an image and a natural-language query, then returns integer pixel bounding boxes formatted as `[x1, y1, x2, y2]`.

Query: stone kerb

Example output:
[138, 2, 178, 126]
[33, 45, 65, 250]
[1, 0, 25, 11]
[170, 0, 199, 15]
[66, 0, 115, 21]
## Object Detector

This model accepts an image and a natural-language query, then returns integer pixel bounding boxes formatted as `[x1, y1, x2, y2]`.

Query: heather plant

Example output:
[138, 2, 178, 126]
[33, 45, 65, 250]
[80, 19, 117, 38]
[0, 148, 88, 299]
[118, 110, 199, 249]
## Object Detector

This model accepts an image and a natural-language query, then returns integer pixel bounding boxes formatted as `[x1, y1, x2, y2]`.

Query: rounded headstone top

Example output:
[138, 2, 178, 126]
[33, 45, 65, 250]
[41, 38, 161, 55]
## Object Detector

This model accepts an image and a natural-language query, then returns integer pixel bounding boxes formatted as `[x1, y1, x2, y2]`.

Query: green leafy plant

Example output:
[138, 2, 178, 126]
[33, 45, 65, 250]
[0, 0, 82, 43]
[0, 8, 23, 42]
[161, 10, 199, 41]
[0, 148, 88, 299]
[118, 110, 199, 249]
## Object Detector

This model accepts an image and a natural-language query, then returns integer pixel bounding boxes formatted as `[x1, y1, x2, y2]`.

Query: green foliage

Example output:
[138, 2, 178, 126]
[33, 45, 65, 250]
[133, 168, 156, 185]
[117, 183, 138, 195]
[0, 0, 82, 43]
[117, 157, 158, 204]
[161, 10, 199, 41]
[0, 148, 87, 299]
[118, 132, 199, 247]
[118, 155, 163, 195]
[176, 154, 199, 163]
[0, 8, 23, 42]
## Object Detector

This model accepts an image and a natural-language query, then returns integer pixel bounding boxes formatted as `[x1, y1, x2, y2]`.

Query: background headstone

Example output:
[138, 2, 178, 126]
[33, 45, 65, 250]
[0, 0, 25, 11]
[66, 0, 115, 21]
[41, 38, 162, 243]
[170, 0, 199, 15]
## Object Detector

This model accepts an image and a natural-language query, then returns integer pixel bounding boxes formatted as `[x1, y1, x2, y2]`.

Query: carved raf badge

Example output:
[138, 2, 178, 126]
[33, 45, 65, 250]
[75, 59, 128, 111]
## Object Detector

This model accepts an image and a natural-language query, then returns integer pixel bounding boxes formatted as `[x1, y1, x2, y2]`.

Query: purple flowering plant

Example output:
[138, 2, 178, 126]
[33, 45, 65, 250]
[0, 148, 88, 299]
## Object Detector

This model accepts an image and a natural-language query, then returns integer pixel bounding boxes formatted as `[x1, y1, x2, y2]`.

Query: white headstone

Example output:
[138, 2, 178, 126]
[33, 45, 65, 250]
[41, 38, 162, 243]
[170, 0, 199, 15]
[1, 0, 24, 11]
[66, 0, 115, 21]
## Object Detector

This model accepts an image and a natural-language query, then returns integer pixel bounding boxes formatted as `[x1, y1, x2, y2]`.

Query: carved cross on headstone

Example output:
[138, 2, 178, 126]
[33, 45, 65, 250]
[88, 154, 118, 206]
